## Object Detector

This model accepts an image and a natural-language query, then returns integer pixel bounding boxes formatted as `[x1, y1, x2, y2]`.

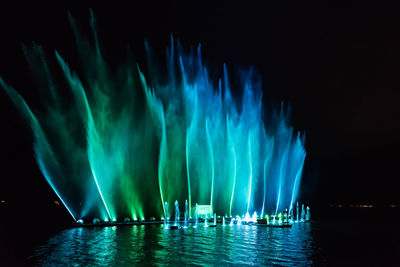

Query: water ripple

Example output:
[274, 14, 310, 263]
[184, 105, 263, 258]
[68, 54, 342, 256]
[31, 223, 314, 266]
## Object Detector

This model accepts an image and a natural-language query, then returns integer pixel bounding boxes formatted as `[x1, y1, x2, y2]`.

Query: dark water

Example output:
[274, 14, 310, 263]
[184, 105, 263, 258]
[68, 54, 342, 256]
[31, 223, 314, 266]
[2, 220, 400, 266]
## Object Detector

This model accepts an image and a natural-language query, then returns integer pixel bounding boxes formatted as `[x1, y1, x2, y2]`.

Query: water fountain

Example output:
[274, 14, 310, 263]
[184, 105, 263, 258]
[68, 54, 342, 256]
[209, 213, 217, 227]
[252, 212, 257, 223]
[0, 12, 307, 226]
[301, 204, 305, 222]
[184, 200, 189, 228]
[171, 200, 180, 229]
[296, 202, 299, 222]
[244, 212, 251, 223]
[290, 207, 294, 223]
[204, 215, 209, 227]
[194, 203, 199, 228]
[222, 216, 225, 226]
[284, 208, 288, 224]
[306, 206, 311, 222]
[164, 202, 169, 229]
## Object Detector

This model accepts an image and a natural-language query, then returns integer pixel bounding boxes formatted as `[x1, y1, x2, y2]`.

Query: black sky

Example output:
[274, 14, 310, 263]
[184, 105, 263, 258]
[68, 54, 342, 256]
[0, 3, 399, 221]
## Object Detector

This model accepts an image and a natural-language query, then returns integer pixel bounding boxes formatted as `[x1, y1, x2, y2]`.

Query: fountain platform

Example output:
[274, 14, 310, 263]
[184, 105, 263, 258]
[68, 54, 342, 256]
[73, 221, 165, 228]
[73, 220, 220, 228]
[73, 219, 201, 228]
[257, 223, 292, 228]
[73, 218, 300, 228]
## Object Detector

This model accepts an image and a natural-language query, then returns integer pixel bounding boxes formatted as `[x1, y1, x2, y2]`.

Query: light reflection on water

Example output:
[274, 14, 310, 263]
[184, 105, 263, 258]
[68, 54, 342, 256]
[32, 223, 314, 265]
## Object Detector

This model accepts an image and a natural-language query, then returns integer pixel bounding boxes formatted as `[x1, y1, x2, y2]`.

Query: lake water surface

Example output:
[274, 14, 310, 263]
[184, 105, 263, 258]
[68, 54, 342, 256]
[2, 220, 399, 266]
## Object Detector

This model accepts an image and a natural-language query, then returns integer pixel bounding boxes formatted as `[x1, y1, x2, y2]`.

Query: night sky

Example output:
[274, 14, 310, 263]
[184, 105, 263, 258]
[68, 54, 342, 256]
[0, 3, 399, 222]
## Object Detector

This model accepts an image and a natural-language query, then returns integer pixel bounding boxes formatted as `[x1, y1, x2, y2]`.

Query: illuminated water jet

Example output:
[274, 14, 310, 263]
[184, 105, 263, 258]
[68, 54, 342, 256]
[194, 203, 199, 228]
[301, 204, 305, 222]
[174, 200, 180, 227]
[184, 200, 189, 228]
[306, 206, 311, 221]
[164, 202, 169, 229]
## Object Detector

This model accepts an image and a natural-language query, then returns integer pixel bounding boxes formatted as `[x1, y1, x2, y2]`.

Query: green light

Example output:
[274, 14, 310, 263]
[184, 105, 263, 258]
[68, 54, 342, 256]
[37, 158, 77, 222]
[154, 93, 167, 218]
[205, 118, 215, 209]
[91, 167, 112, 220]
[227, 115, 236, 218]
[247, 133, 252, 212]
[186, 127, 192, 218]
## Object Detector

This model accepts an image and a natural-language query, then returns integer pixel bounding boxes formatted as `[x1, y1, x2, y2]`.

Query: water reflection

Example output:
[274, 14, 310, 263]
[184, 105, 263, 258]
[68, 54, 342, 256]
[32, 223, 314, 265]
